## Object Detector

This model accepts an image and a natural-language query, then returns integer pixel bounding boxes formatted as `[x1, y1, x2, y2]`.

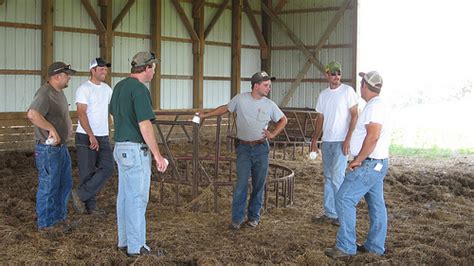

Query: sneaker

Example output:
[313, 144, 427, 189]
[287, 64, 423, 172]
[229, 222, 241, 230]
[88, 207, 107, 218]
[245, 220, 259, 228]
[324, 247, 351, 259]
[117, 246, 127, 255]
[311, 215, 339, 226]
[127, 246, 165, 258]
[71, 189, 86, 214]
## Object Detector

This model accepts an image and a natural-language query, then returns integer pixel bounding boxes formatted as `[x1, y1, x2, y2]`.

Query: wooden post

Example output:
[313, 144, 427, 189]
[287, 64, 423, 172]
[261, 0, 272, 74]
[41, 0, 54, 84]
[151, 0, 162, 110]
[193, 1, 205, 108]
[231, 0, 242, 97]
[99, 0, 113, 86]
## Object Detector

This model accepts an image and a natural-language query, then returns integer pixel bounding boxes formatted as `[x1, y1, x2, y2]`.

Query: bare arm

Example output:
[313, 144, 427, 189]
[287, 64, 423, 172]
[77, 103, 99, 151]
[310, 114, 324, 153]
[139, 119, 167, 173]
[348, 122, 381, 171]
[27, 109, 60, 145]
[343, 105, 358, 155]
[263, 115, 288, 139]
[199, 105, 229, 119]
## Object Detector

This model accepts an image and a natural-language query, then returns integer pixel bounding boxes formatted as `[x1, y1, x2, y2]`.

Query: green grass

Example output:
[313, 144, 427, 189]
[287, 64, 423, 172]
[389, 144, 474, 158]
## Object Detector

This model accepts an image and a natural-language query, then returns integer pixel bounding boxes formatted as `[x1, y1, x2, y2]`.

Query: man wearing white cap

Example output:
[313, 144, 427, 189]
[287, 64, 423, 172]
[70, 58, 114, 216]
[326, 71, 391, 259]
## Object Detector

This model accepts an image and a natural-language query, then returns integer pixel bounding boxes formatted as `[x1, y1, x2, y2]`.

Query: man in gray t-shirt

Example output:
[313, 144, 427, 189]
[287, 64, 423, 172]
[200, 71, 287, 229]
[27, 61, 76, 235]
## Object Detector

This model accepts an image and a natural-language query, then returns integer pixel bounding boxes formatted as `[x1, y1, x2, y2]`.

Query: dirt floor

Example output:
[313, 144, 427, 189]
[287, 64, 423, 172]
[0, 144, 473, 265]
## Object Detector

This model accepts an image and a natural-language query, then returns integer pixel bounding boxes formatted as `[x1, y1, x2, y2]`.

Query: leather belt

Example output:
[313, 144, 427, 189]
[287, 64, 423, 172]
[238, 138, 266, 146]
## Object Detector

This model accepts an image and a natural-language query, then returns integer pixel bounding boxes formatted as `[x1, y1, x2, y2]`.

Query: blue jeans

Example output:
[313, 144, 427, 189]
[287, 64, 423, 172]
[321, 141, 348, 218]
[75, 133, 114, 211]
[335, 158, 389, 255]
[113, 142, 151, 254]
[232, 141, 269, 224]
[34, 144, 72, 228]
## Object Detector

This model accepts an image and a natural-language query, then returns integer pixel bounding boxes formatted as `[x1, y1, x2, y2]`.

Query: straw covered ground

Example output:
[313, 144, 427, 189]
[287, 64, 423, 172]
[0, 143, 473, 264]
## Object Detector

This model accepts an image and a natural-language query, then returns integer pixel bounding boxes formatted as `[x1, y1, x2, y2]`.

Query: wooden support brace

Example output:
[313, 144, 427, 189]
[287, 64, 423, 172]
[171, 0, 199, 42]
[273, 0, 287, 14]
[204, 0, 230, 40]
[81, 0, 106, 32]
[242, 0, 268, 59]
[112, 0, 136, 30]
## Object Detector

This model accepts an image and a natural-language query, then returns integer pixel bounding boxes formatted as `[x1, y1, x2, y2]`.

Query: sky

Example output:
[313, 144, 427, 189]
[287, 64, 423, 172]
[358, 0, 474, 149]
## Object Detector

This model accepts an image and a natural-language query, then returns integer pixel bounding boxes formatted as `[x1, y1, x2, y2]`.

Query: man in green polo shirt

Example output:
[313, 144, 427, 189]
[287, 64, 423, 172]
[109, 51, 168, 257]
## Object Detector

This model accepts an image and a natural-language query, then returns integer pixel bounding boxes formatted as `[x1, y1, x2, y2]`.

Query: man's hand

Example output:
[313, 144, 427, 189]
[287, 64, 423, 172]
[348, 159, 362, 171]
[343, 138, 350, 155]
[262, 129, 275, 139]
[89, 135, 99, 151]
[155, 156, 168, 173]
[48, 130, 61, 146]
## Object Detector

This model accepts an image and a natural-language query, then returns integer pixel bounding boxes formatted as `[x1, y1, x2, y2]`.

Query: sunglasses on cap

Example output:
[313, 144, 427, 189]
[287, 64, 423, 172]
[330, 71, 341, 76]
[145, 52, 156, 64]
[52, 64, 72, 74]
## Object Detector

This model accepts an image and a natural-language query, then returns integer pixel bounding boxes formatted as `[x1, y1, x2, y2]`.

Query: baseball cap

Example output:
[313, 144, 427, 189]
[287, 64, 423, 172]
[89, 57, 111, 70]
[325, 61, 342, 72]
[359, 71, 383, 92]
[251, 71, 276, 85]
[131, 51, 159, 67]
[47, 62, 77, 77]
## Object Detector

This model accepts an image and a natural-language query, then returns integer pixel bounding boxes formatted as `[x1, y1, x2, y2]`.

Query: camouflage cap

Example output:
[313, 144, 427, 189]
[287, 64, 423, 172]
[325, 61, 342, 73]
[47, 62, 77, 77]
[250, 71, 276, 85]
[131, 51, 159, 67]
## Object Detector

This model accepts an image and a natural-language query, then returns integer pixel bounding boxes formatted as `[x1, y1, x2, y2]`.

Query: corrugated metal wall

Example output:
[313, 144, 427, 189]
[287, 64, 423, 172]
[0, 0, 356, 112]
[270, 0, 356, 108]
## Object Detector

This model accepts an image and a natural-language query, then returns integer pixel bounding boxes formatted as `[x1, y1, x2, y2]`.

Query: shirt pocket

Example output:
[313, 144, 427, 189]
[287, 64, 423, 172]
[256, 109, 270, 122]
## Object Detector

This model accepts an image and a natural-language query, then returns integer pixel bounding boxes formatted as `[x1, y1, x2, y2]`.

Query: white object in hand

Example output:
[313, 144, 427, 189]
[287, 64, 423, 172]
[164, 158, 169, 166]
[192, 113, 200, 124]
[309, 151, 318, 160]
[45, 137, 54, 145]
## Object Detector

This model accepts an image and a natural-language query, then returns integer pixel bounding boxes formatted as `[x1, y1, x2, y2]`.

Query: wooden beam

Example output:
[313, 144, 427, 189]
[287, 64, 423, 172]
[0, 21, 41, 30]
[112, 0, 136, 31]
[193, 0, 205, 108]
[81, 0, 106, 32]
[0, 0, 5, 5]
[261, 3, 325, 73]
[151, 0, 162, 110]
[261, 0, 272, 74]
[242, 0, 268, 59]
[273, 0, 287, 14]
[204, 0, 230, 40]
[41, 0, 54, 84]
[171, 0, 199, 42]
[192, 0, 205, 18]
[99, 0, 113, 85]
[277, 0, 354, 107]
[231, 0, 242, 97]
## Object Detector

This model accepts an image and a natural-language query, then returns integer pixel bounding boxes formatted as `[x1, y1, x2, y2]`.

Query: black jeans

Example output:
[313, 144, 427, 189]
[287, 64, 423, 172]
[75, 132, 114, 210]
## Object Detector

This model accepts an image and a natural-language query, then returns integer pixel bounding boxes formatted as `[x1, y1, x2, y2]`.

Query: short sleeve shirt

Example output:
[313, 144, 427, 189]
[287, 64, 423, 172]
[315, 83, 358, 141]
[228, 92, 285, 141]
[28, 83, 71, 144]
[109, 77, 155, 143]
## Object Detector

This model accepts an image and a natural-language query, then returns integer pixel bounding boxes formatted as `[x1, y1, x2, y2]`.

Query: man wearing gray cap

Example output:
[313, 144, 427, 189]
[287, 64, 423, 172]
[27, 61, 76, 235]
[109, 51, 168, 257]
[326, 71, 391, 259]
[199, 71, 288, 230]
[70, 57, 114, 217]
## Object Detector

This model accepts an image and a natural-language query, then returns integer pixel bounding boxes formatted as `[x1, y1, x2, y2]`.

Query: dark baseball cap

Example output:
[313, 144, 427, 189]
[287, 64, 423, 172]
[251, 71, 275, 85]
[47, 62, 77, 77]
[89, 57, 111, 69]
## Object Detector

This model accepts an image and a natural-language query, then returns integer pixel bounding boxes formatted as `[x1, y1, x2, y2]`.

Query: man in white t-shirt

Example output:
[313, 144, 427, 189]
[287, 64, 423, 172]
[310, 61, 358, 225]
[325, 71, 391, 259]
[70, 58, 114, 216]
